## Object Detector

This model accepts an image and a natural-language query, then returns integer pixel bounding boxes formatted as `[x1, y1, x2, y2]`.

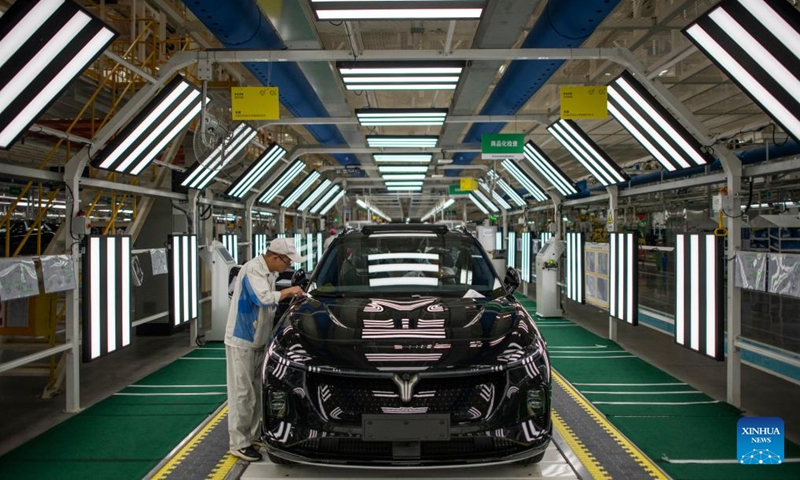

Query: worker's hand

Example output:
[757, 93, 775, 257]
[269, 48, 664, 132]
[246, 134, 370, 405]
[280, 286, 304, 301]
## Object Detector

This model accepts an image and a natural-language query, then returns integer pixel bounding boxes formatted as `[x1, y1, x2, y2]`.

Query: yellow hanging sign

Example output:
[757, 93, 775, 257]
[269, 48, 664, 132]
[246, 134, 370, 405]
[560, 85, 608, 120]
[460, 178, 478, 191]
[231, 86, 280, 120]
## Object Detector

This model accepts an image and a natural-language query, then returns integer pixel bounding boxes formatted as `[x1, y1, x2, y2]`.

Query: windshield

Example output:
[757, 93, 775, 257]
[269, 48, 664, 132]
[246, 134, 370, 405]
[310, 232, 503, 298]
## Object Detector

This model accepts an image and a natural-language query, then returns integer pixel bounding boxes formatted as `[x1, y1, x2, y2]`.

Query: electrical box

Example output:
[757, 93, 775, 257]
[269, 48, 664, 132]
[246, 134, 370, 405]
[711, 195, 735, 213]
[71, 216, 89, 236]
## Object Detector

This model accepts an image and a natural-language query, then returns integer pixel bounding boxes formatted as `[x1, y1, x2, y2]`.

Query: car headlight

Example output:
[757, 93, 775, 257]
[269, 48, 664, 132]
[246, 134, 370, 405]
[525, 387, 547, 416]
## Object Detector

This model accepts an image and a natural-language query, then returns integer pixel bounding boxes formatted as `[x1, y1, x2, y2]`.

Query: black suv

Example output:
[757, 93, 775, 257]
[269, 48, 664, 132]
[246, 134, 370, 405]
[261, 224, 551, 467]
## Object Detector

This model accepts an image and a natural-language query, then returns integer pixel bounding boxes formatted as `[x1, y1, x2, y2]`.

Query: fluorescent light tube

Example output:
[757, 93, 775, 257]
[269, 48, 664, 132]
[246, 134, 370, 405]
[297, 179, 333, 212]
[226, 143, 287, 199]
[523, 141, 578, 196]
[260, 161, 305, 204]
[280, 171, 320, 208]
[310, 184, 342, 214]
[319, 189, 346, 215]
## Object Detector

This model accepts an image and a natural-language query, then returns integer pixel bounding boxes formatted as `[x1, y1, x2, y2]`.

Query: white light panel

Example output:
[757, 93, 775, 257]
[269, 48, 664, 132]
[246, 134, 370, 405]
[297, 179, 332, 212]
[82, 235, 130, 362]
[487, 170, 526, 207]
[0, 0, 118, 149]
[608, 232, 638, 325]
[319, 189, 347, 215]
[521, 231, 531, 282]
[182, 123, 257, 190]
[547, 119, 628, 187]
[501, 160, 548, 202]
[93, 76, 202, 175]
[367, 135, 438, 148]
[357, 109, 447, 126]
[280, 171, 321, 208]
[169, 234, 198, 326]
[220, 234, 238, 264]
[566, 232, 585, 303]
[253, 234, 268, 258]
[310, 0, 485, 20]
[675, 233, 723, 360]
[259, 160, 306, 204]
[310, 184, 342, 214]
[684, 0, 800, 143]
[225, 143, 287, 199]
[479, 179, 512, 210]
[523, 141, 579, 196]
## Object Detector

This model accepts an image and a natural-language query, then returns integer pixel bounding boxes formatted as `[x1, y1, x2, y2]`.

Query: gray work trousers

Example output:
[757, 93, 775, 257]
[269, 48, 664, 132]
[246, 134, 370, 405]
[226, 344, 265, 451]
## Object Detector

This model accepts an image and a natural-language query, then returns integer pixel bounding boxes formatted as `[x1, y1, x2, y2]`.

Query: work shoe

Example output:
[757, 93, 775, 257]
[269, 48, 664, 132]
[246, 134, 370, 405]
[252, 439, 268, 450]
[230, 445, 262, 462]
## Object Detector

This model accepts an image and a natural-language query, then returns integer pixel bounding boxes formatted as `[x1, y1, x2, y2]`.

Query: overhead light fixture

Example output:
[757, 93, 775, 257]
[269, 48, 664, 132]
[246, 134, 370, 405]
[566, 232, 585, 304]
[468, 193, 490, 215]
[181, 123, 257, 190]
[339, 62, 463, 90]
[523, 141, 579, 196]
[382, 174, 426, 181]
[220, 234, 238, 264]
[225, 143, 287, 199]
[684, 0, 800, 143]
[501, 160, 548, 202]
[378, 165, 429, 174]
[82, 235, 131, 362]
[319, 189, 347, 215]
[421, 198, 455, 221]
[0, 0, 118, 149]
[356, 199, 391, 222]
[316, 232, 323, 262]
[385, 181, 424, 187]
[367, 135, 439, 148]
[258, 160, 306, 204]
[169, 234, 198, 326]
[609, 232, 638, 325]
[309, 0, 485, 20]
[547, 119, 628, 187]
[387, 186, 422, 192]
[520, 232, 531, 282]
[357, 109, 448, 126]
[310, 184, 342, 214]
[92, 76, 202, 175]
[479, 179, 512, 210]
[608, 72, 713, 171]
[374, 153, 433, 164]
[487, 170, 525, 207]
[675, 234, 723, 360]
[297, 179, 333, 212]
[280, 171, 321, 208]
[472, 189, 499, 213]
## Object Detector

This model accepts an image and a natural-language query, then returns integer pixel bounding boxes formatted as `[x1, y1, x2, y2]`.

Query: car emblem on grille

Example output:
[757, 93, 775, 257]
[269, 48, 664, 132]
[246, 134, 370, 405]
[392, 373, 420, 403]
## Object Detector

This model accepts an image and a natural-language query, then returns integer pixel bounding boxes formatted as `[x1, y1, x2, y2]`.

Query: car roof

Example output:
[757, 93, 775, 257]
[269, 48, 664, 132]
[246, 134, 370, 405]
[342, 223, 471, 238]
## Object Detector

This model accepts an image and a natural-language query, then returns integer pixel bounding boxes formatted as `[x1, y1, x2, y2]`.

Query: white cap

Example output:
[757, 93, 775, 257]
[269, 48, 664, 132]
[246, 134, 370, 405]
[267, 237, 306, 263]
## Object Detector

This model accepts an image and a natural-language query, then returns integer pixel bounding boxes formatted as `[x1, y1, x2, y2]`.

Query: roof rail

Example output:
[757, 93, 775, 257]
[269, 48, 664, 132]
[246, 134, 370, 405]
[361, 224, 449, 236]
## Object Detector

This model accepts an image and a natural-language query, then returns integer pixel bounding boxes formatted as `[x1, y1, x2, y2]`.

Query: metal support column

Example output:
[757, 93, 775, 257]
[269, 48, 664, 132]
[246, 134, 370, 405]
[279, 209, 286, 235]
[187, 189, 200, 346]
[244, 196, 255, 261]
[719, 154, 743, 407]
[63, 160, 83, 413]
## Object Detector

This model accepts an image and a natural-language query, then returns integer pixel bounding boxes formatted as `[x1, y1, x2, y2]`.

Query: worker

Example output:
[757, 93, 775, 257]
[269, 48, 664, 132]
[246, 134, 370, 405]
[323, 227, 337, 250]
[225, 237, 305, 462]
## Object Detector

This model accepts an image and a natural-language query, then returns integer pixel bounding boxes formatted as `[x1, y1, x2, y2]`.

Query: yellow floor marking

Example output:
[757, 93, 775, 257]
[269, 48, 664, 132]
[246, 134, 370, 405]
[553, 370, 669, 479]
[152, 405, 230, 479]
[552, 409, 611, 480]
[207, 453, 239, 480]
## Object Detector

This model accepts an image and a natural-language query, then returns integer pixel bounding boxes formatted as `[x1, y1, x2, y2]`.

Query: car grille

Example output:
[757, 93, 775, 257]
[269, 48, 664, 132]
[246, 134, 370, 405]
[289, 437, 526, 463]
[307, 372, 505, 424]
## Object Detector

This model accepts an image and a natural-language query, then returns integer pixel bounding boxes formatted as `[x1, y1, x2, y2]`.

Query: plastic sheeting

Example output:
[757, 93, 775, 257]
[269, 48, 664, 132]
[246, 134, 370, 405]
[40, 255, 77, 293]
[768, 253, 800, 299]
[0, 258, 39, 300]
[150, 248, 168, 275]
[735, 251, 768, 291]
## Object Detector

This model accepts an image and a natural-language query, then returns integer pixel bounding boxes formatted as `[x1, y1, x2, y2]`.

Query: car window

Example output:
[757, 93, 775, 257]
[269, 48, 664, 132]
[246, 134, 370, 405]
[311, 232, 503, 298]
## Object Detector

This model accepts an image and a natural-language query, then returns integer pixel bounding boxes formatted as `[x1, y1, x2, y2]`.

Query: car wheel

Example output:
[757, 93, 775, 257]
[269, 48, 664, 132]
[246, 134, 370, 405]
[267, 452, 296, 465]
[516, 451, 546, 466]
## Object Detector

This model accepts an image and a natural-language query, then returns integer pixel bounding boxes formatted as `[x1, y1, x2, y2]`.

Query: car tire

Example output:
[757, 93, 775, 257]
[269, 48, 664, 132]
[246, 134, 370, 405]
[515, 451, 546, 466]
[267, 452, 296, 465]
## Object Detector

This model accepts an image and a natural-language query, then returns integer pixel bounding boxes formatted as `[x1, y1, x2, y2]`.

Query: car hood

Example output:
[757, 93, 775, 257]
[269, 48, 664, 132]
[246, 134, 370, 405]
[274, 295, 538, 372]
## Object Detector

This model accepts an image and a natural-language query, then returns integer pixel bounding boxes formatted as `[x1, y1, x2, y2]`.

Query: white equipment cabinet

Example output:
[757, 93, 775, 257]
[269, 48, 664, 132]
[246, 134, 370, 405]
[535, 238, 566, 318]
[200, 240, 238, 341]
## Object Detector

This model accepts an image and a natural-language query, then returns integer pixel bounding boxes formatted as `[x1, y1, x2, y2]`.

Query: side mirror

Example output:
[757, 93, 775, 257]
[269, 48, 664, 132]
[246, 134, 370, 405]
[503, 267, 521, 294]
[291, 268, 310, 289]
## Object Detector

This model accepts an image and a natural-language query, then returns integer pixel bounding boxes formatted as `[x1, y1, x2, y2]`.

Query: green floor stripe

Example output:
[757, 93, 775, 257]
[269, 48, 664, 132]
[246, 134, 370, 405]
[516, 292, 800, 478]
[0, 347, 227, 479]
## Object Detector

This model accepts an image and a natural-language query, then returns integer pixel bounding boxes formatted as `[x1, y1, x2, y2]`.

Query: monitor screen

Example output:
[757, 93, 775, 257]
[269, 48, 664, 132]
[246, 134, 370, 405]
[217, 246, 235, 263]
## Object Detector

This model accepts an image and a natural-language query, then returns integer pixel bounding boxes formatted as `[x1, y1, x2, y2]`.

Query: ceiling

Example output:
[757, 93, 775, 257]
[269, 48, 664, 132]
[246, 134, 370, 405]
[1, 0, 797, 224]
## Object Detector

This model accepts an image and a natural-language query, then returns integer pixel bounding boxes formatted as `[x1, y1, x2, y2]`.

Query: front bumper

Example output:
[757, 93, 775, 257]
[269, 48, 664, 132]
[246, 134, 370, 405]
[262, 362, 552, 466]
